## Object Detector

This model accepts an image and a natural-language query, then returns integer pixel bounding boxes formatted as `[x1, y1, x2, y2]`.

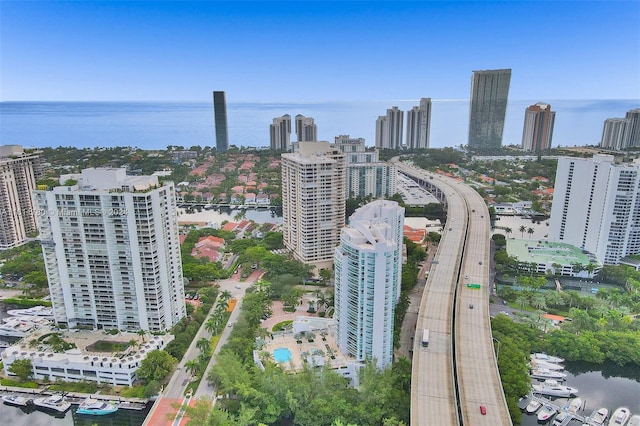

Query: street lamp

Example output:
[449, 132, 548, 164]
[492, 337, 501, 360]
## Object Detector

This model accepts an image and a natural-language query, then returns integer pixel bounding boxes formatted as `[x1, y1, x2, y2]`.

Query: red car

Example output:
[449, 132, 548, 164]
[479, 405, 487, 415]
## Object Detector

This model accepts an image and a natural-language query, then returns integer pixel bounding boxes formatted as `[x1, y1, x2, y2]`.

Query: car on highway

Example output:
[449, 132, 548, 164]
[480, 405, 487, 415]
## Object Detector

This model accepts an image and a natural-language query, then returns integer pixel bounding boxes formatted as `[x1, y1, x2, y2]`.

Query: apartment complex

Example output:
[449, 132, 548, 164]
[334, 200, 404, 368]
[549, 155, 640, 265]
[281, 142, 346, 269]
[295, 114, 318, 142]
[270, 114, 292, 151]
[213, 91, 229, 152]
[34, 168, 186, 332]
[468, 68, 512, 150]
[375, 106, 404, 150]
[334, 136, 397, 199]
[521, 102, 556, 152]
[406, 98, 432, 150]
[0, 145, 42, 250]
[600, 108, 640, 150]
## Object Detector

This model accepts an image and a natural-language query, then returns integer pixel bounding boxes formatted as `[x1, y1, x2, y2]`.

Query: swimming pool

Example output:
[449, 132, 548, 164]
[273, 347, 292, 363]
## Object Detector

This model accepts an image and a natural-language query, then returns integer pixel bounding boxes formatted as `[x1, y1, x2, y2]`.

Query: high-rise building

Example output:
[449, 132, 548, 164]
[213, 91, 229, 152]
[624, 108, 640, 148]
[521, 102, 556, 152]
[375, 106, 403, 150]
[601, 118, 631, 150]
[0, 145, 42, 250]
[468, 68, 512, 150]
[270, 114, 292, 151]
[34, 168, 186, 331]
[295, 114, 318, 142]
[334, 135, 366, 153]
[406, 98, 432, 149]
[334, 200, 404, 368]
[281, 142, 346, 269]
[549, 155, 640, 265]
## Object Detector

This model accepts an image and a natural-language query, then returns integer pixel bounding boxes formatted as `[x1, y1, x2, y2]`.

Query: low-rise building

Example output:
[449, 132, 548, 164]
[506, 239, 601, 278]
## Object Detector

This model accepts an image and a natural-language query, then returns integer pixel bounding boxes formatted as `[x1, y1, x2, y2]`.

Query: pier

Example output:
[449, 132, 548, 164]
[0, 385, 148, 410]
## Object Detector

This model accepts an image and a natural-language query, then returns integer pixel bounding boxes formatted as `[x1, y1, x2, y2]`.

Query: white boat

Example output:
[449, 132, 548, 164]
[0, 319, 39, 338]
[609, 407, 631, 426]
[33, 394, 71, 413]
[565, 397, 582, 414]
[589, 407, 609, 425]
[553, 411, 570, 426]
[2, 394, 32, 406]
[76, 397, 119, 415]
[2, 315, 50, 326]
[530, 368, 567, 381]
[529, 359, 565, 371]
[531, 353, 564, 363]
[538, 404, 557, 422]
[627, 415, 640, 426]
[7, 305, 54, 319]
[526, 399, 542, 414]
[533, 380, 578, 397]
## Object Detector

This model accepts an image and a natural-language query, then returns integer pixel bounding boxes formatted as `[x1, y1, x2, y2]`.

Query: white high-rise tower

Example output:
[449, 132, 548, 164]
[34, 168, 186, 331]
[334, 200, 404, 368]
[375, 106, 403, 149]
[406, 98, 431, 149]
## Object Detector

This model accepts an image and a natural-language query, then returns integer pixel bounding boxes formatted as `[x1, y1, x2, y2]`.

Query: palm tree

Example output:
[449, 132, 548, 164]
[137, 329, 147, 343]
[184, 359, 202, 379]
[504, 227, 512, 238]
[519, 225, 526, 238]
[515, 294, 528, 312]
[205, 317, 219, 335]
[196, 337, 211, 357]
[219, 290, 233, 303]
[527, 227, 534, 239]
[530, 293, 547, 311]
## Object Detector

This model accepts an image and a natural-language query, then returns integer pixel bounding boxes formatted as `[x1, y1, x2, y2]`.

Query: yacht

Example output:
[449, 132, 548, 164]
[588, 407, 610, 425]
[553, 411, 570, 426]
[33, 394, 71, 413]
[530, 368, 567, 381]
[538, 404, 557, 422]
[609, 407, 631, 426]
[526, 399, 542, 414]
[565, 397, 583, 414]
[0, 319, 39, 338]
[529, 359, 565, 371]
[627, 415, 640, 426]
[531, 353, 565, 364]
[76, 398, 119, 415]
[2, 394, 32, 406]
[533, 380, 578, 397]
[7, 305, 54, 319]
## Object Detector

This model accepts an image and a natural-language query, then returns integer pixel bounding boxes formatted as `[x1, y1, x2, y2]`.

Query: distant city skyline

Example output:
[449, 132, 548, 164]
[1, 1, 639, 102]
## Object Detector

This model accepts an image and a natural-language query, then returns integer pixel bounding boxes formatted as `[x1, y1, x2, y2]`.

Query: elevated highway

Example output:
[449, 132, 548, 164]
[398, 161, 511, 426]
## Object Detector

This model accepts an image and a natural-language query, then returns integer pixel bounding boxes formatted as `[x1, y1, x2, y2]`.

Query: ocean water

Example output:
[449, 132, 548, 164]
[0, 99, 638, 150]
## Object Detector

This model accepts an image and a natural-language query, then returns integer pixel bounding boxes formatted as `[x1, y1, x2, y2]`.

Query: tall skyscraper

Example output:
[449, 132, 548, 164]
[375, 106, 403, 150]
[468, 68, 512, 150]
[34, 168, 186, 331]
[624, 108, 640, 147]
[295, 114, 318, 142]
[334, 200, 404, 368]
[521, 102, 556, 152]
[0, 145, 42, 250]
[213, 91, 229, 152]
[270, 114, 292, 151]
[601, 118, 631, 150]
[406, 98, 432, 149]
[549, 155, 640, 265]
[281, 142, 346, 269]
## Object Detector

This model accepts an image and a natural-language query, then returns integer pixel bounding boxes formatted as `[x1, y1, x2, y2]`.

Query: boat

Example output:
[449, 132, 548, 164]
[563, 397, 583, 414]
[531, 353, 564, 363]
[533, 380, 578, 397]
[530, 368, 567, 381]
[7, 305, 54, 319]
[33, 394, 71, 413]
[526, 399, 542, 414]
[553, 411, 570, 426]
[537, 404, 557, 422]
[627, 415, 640, 426]
[2, 394, 32, 406]
[0, 319, 39, 338]
[76, 398, 119, 415]
[529, 359, 565, 371]
[608, 407, 631, 426]
[589, 407, 610, 425]
[518, 394, 532, 410]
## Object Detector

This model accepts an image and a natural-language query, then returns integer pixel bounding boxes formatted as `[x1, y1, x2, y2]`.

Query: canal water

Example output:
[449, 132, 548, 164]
[521, 361, 640, 425]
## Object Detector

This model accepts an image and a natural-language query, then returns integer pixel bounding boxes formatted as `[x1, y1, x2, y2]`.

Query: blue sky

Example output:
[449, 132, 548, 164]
[1, 1, 639, 102]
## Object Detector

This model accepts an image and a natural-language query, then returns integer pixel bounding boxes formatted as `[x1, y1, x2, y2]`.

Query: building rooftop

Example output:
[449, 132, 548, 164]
[506, 239, 592, 266]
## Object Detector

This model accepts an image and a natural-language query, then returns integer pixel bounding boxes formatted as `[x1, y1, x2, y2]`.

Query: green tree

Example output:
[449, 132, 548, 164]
[136, 350, 177, 383]
[8, 358, 33, 381]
